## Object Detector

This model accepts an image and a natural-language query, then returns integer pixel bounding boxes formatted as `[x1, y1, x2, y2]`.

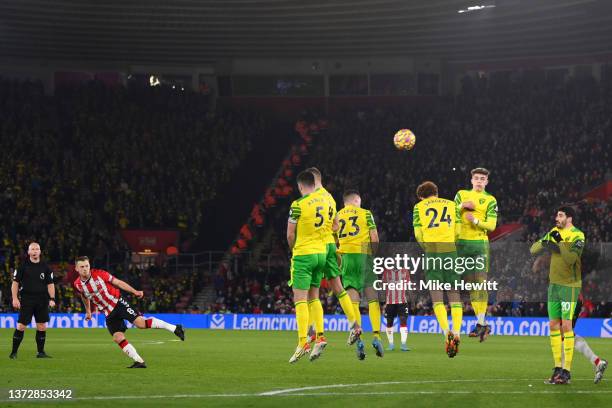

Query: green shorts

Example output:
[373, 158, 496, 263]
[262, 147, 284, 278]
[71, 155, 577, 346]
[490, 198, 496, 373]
[323, 243, 341, 280]
[456, 239, 489, 275]
[424, 252, 462, 284]
[340, 253, 373, 292]
[547, 283, 580, 321]
[289, 253, 326, 290]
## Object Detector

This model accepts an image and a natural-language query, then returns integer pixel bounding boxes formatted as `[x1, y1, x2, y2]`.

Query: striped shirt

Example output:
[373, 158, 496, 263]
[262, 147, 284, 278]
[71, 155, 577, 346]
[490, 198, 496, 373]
[74, 269, 120, 316]
[383, 268, 409, 305]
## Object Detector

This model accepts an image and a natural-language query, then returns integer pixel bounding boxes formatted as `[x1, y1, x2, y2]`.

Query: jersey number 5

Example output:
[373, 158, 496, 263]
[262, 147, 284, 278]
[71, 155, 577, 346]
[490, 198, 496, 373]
[314, 206, 324, 227]
[425, 207, 451, 228]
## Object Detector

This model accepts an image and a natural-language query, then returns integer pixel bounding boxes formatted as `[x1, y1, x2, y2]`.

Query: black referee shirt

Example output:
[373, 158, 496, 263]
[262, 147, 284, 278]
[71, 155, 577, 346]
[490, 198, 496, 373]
[12, 259, 54, 298]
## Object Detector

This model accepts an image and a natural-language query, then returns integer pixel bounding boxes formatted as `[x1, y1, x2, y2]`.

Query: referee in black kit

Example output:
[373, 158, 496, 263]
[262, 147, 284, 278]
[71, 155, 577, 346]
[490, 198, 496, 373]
[10, 242, 55, 359]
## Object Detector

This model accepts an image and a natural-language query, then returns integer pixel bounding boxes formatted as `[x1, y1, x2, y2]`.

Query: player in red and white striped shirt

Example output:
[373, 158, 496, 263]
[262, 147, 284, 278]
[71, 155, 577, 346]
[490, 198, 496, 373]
[74, 256, 185, 368]
[382, 268, 410, 352]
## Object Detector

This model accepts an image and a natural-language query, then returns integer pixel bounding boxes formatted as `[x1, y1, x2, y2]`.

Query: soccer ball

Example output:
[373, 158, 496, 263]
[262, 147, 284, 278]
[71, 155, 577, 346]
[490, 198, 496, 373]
[393, 129, 416, 150]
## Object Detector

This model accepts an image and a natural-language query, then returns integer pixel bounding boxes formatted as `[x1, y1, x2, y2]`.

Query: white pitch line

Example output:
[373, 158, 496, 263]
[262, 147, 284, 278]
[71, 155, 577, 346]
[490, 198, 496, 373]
[259, 381, 404, 396]
[259, 378, 599, 395]
[274, 390, 612, 396]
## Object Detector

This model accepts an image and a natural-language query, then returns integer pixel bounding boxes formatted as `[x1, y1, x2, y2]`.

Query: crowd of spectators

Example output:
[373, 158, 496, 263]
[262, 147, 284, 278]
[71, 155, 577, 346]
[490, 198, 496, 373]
[0, 79, 262, 262]
[0, 77, 265, 311]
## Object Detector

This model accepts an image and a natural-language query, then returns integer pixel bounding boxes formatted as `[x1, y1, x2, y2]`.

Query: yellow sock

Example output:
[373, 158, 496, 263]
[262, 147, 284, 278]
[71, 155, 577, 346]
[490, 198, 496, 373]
[352, 301, 362, 326]
[433, 302, 450, 335]
[471, 289, 488, 325]
[308, 299, 324, 336]
[369, 300, 381, 338]
[469, 290, 477, 314]
[307, 301, 315, 331]
[336, 290, 356, 325]
[563, 331, 575, 371]
[476, 301, 487, 324]
[295, 301, 309, 345]
[451, 303, 463, 335]
[550, 329, 563, 367]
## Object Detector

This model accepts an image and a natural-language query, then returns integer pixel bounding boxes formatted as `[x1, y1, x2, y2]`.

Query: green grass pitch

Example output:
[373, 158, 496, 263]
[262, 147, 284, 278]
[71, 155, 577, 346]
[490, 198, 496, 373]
[1, 329, 610, 407]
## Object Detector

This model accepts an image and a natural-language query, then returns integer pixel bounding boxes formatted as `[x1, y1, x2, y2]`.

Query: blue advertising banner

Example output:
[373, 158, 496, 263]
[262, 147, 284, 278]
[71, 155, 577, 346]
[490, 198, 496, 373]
[0, 313, 207, 330]
[1, 314, 610, 338]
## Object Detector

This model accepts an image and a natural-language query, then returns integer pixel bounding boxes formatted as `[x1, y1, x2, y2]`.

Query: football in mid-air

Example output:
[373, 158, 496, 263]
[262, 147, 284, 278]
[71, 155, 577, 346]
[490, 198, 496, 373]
[393, 129, 416, 150]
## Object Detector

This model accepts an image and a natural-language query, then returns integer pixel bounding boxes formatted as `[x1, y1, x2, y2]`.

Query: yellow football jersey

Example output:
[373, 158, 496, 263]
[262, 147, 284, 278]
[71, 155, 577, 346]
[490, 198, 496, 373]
[413, 197, 458, 253]
[313, 187, 337, 245]
[337, 205, 376, 254]
[454, 189, 498, 240]
[288, 193, 327, 256]
[535, 226, 585, 287]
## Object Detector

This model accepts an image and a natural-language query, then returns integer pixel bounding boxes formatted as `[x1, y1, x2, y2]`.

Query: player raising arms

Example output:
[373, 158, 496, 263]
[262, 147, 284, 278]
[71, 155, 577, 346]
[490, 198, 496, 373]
[73, 256, 185, 368]
[454, 167, 498, 341]
[305, 167, 362, 350]
[337, 190, 382, 360]
[287, 171, 328, 363]
[530, 207, 585, 385]
[413, 181, 463, 357]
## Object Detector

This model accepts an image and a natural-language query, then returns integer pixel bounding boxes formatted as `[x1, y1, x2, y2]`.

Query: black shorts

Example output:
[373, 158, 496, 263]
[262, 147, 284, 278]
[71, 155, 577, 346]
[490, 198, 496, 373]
[105, 298, 140, 335]
[18, 295, 50, 325]
[385, 303, 409, 324]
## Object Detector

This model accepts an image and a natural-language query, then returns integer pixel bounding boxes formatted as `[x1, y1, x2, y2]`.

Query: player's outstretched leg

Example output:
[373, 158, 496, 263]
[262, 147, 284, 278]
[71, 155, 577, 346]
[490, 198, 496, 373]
[113, 333, 146, 368]
[140, 317, 184, 341]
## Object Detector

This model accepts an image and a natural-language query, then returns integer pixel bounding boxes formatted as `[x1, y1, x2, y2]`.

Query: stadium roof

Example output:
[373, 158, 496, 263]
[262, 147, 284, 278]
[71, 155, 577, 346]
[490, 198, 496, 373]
[1, 0, 612, 65]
